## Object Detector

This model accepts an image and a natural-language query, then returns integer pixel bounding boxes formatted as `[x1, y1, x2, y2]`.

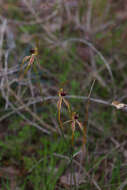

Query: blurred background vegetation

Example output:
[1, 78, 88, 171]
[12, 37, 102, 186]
[0, 0, 127, 189]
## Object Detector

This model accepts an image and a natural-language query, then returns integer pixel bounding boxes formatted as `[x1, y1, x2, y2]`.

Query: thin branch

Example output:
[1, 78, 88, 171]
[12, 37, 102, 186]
[0, 95, 112, 122]
[1, 94, 126, 125]
[86, 0, 93, 32]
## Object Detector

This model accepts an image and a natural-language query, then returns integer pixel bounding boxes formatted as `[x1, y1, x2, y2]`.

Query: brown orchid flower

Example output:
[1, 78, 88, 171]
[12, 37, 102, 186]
[57, 88, 71, 129]
[64, 112, 83, 146]
[20, 47, 39, 79]
[71, 112, 83, 146]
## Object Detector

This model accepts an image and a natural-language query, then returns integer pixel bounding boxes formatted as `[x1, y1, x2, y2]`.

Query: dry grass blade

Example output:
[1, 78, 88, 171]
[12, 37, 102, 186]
[32, 62, 43, 96]
[79, 79, 96, 174]
[83, 79, 96, 146]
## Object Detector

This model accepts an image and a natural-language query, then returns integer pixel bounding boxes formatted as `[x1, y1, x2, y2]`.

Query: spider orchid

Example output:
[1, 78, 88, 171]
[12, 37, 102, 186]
[57, 88, 71, 129]
[20, 47, 39, 79]
[64, 112, 83, 146]
[71, 112, 83, 146]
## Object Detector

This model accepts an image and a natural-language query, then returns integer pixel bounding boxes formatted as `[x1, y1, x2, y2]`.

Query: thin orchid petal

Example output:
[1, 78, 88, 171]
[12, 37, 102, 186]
[63, 120, 72, 125]
[76, 120, 83, 131]
[22, 56, 30, 64]
[23, 64, 31, 76]
[35, 56, 40, 65]
[57, 98, 63, 129]
[28, 55, 35, 66]
[63, 98, 71, 115]
[72, 121, 76, 132]
[71, 121, 75, 146]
